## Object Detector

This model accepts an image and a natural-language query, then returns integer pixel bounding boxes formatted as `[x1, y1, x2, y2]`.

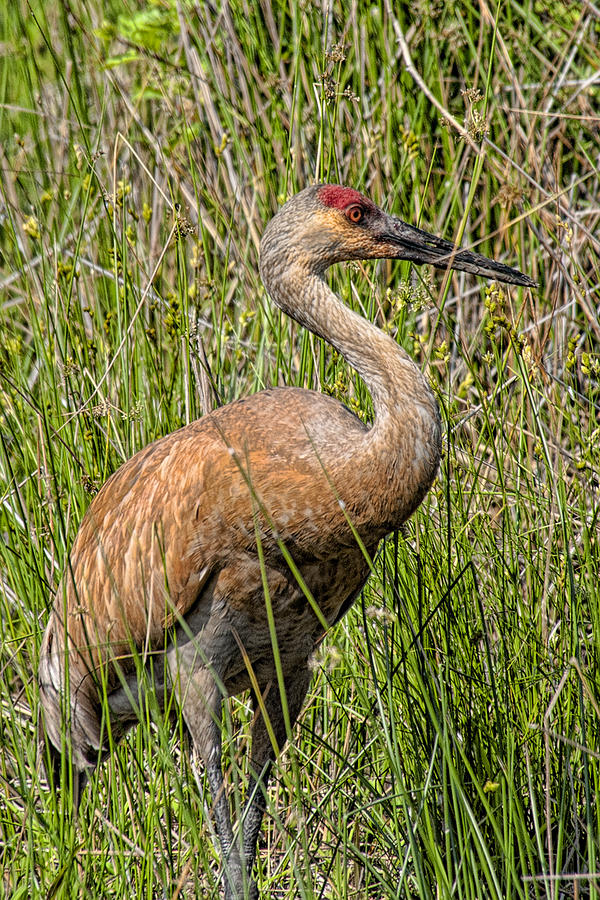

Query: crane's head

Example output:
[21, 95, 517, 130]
[260, 184, 535, 288]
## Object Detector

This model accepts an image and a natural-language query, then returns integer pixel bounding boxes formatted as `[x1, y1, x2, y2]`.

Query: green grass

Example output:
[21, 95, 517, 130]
[1, 0, 600, 897]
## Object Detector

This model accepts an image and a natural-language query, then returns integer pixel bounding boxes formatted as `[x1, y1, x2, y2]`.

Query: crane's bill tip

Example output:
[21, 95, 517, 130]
[491, 269, 537, 288]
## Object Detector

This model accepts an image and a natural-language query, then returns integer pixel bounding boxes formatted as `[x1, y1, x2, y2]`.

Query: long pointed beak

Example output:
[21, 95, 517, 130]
[383, 215, 536, 287]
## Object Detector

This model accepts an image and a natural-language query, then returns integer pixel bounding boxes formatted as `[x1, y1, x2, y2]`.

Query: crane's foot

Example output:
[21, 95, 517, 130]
[222, 865, 259, 900]
[223, 879, 258, 900]
[222, 865, 243, 900]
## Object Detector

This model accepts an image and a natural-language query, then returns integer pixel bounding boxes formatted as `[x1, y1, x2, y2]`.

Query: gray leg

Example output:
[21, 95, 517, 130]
[242, 664, 312, 898]
[169, 657, 246, 900]
[204, 746, 245, 900]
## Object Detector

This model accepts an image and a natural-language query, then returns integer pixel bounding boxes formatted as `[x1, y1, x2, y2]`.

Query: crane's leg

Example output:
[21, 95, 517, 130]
[204, 736, 245, 900]
[168, 656, 246, 900]
[242, 663, 312, 899]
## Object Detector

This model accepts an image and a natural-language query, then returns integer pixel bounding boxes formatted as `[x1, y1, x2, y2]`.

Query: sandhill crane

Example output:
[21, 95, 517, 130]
[39, 184, 534, 899]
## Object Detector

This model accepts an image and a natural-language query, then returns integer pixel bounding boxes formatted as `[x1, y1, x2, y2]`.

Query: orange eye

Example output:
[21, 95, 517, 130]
[346, 205, 364, 224]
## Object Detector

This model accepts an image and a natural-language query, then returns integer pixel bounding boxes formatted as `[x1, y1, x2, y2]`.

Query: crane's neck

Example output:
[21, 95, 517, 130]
[262, 262, 442, 524]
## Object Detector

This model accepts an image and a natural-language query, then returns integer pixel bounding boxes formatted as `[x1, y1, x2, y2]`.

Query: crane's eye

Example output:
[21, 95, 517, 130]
[346, 205, 364, 224]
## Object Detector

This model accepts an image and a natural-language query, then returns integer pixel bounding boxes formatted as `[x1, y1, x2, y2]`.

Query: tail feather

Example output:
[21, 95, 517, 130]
[38, 713, 89, 813]
[39, 614, 104, 776]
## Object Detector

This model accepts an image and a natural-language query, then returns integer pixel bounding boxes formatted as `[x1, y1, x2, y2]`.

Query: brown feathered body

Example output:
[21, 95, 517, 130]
[38, 183, 532, 899]
[40, 379, 439, 768]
